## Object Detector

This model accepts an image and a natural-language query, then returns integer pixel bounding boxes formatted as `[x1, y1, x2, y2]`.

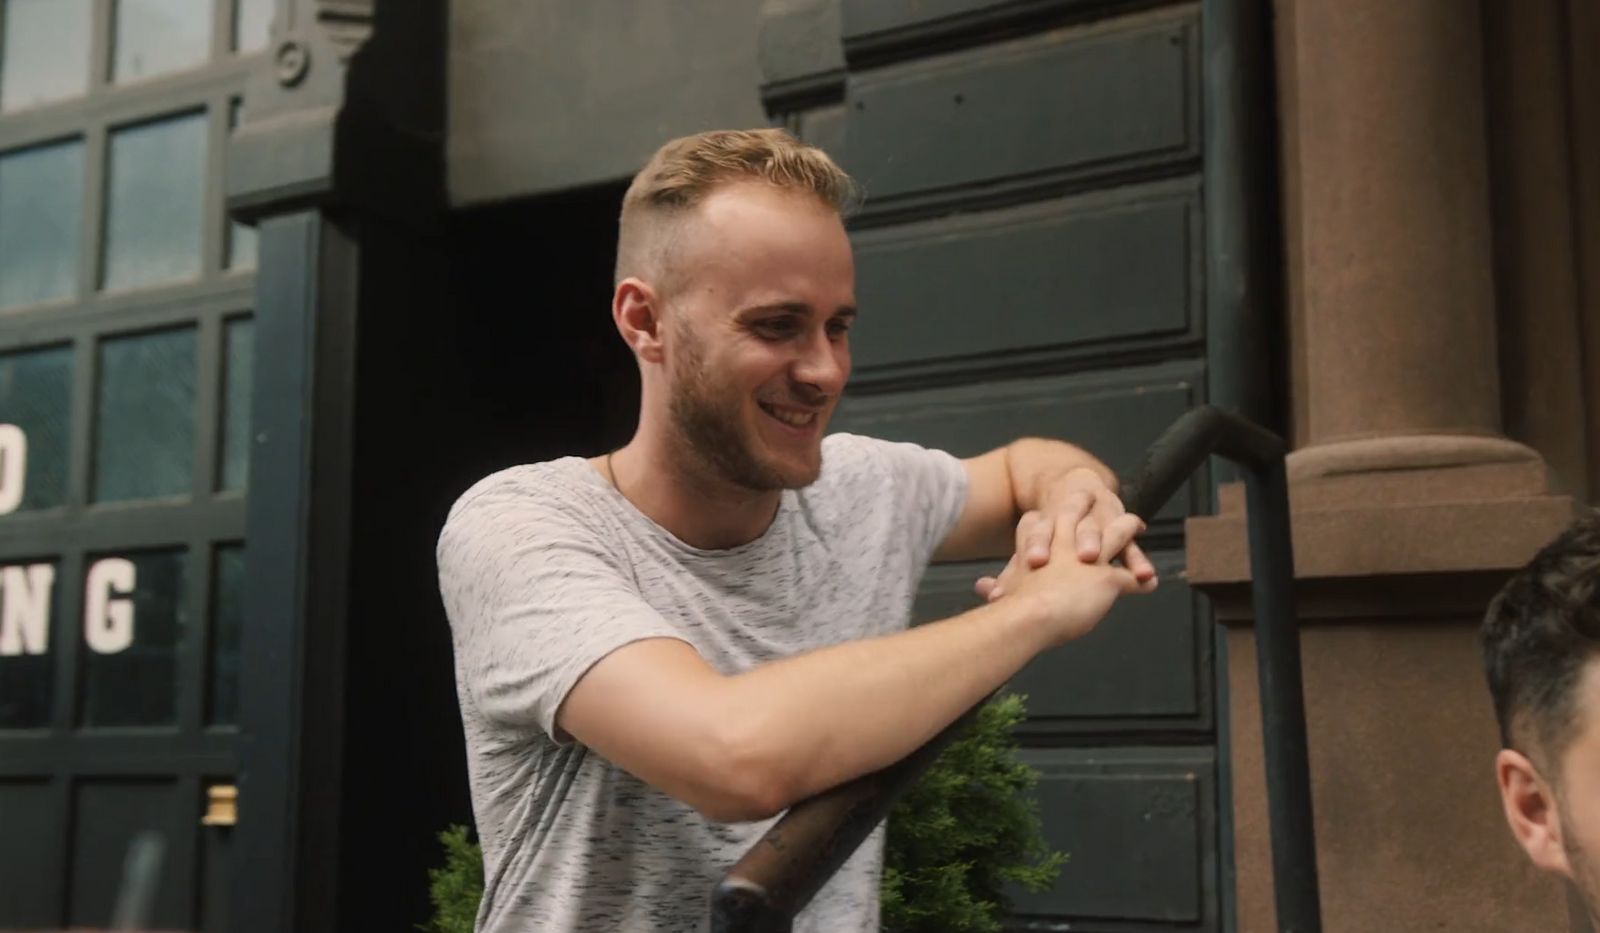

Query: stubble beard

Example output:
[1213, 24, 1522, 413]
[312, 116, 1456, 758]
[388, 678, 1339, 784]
[668, 324, 823, 492]
[1561, 805, 1600, 926]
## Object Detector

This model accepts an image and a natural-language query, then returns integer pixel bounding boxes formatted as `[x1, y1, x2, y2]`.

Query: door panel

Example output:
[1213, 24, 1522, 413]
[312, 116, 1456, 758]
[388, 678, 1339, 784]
[834, 363, 1206, 524]
[1016, 748, 1216, 925]
[843, 11, 1199, 206]
[1011, 551, 1207, 725]
[68, 779, 190, 928]
[914, 552, 1210, 731]
[852, 181, 1200, 374]
[841, 0, 1147, 47]
[0, 779, 62, 925]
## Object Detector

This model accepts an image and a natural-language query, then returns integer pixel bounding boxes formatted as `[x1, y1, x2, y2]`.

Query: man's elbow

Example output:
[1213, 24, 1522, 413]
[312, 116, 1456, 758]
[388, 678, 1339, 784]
[690, 783, 789, 824]
[685, 729, 802, 823]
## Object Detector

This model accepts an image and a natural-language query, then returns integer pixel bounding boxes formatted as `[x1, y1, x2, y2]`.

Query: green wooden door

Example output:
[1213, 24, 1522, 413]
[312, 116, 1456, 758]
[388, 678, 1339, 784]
[0, 0, 271, 927]
[766, 0, 1233, 927]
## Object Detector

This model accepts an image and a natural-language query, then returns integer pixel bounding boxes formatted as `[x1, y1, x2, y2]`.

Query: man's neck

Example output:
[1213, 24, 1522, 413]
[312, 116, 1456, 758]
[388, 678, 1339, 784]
[596, 439, 782, 550]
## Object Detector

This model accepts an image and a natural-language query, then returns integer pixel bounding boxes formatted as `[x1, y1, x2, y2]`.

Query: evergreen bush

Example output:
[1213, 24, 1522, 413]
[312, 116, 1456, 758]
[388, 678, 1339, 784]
[419, 823, 485, 933]
[422, 693, 1062, 932]
[879, 692, 1064, 933]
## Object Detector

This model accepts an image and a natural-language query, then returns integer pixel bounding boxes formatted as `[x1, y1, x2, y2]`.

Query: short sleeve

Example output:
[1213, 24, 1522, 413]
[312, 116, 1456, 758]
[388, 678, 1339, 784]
[436, 476, 686, 739]
[823, 434, 969, 570]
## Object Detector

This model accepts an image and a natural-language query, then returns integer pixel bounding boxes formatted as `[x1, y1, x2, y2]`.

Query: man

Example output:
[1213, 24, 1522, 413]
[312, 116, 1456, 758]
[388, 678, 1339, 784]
[437, 128, 1158, 932]
[1483, 511, 1600, 926]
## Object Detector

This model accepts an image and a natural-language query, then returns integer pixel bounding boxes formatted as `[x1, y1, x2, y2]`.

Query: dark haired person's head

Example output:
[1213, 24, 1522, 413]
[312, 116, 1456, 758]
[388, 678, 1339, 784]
[1483, 511, 1600, 920]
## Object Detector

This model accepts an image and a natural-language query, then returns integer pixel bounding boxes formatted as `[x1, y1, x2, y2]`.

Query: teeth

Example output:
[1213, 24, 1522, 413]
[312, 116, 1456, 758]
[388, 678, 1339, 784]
[762, 404, 816, 427]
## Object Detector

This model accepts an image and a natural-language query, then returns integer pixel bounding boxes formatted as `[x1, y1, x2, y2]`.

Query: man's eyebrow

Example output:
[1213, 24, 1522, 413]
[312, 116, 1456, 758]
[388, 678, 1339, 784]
[738, 302, 858, 318]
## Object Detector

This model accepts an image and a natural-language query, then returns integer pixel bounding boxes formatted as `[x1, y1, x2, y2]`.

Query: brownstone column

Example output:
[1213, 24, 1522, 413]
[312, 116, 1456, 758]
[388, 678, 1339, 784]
[1189, 1, 1580, 930]
[1287, 0, 1529, 478]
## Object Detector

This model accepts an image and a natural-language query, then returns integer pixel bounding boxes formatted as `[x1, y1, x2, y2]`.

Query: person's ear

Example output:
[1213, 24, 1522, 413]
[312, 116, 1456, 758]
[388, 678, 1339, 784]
[1498, 747, 1574, 878]
[614, 278, 665, 364]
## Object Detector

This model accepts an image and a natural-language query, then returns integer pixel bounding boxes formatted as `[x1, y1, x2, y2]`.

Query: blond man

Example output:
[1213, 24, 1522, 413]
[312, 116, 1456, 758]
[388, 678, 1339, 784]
[437, 129, 1157, 932]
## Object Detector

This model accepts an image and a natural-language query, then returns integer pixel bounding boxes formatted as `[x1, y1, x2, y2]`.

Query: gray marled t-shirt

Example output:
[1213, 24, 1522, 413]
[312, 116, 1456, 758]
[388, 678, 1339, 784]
[436, 433, 968, 932]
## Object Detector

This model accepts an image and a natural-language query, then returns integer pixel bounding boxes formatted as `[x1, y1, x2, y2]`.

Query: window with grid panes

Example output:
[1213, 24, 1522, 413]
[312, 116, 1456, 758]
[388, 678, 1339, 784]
[0, 1, 270, 927]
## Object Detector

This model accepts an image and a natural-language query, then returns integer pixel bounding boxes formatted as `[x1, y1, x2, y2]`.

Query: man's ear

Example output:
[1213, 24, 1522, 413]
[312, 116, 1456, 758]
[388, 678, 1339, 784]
[1497, 747, 1574, 878]
[614, 277, 665, 364]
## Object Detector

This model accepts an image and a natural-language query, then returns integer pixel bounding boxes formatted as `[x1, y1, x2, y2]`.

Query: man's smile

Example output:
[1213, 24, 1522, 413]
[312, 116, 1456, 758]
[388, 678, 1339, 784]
[758, 401, 821, 429]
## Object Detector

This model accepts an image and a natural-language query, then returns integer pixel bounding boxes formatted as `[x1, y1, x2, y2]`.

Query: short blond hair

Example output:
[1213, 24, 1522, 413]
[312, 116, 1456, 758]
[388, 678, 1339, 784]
[614, 128, 858, 290]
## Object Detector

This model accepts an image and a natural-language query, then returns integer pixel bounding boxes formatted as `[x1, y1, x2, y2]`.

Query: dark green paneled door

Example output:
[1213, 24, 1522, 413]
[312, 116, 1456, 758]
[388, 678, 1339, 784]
[0, 0, 270, 927]
[769, 0, 1227, 928]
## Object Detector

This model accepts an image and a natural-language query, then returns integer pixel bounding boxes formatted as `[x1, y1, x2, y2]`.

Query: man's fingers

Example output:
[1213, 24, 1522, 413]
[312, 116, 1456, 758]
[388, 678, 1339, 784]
[975, 576, 998, 599]
[1110, 565, 1143, 594]
[1043, 490, 1095, 561]
[1016, 510, 1052, 567]
[1124, 542, 1159, 584]
[1075, 517, 1103, 562]
[986, 554, 1023, 601]
[1099, 513, 1146, 561]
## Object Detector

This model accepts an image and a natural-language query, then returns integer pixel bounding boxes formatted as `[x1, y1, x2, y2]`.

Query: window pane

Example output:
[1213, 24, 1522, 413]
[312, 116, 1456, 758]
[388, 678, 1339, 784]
[94, 328, 194, 502]
[103, 112, 207, 291]
[0, 139, 84, 309]
[0, 345, 72, 511]
[219, 318, 252, 491]
[0, 0, 91, 111]
[79, 549, 187, 727]
[233, 0, 272, 53]
[226, 100, 258, 270]
[0, 560, 60, 729]
[227, 219, 258, 270]
[207, 545, 242, 725]
[112, 0, 211, 83]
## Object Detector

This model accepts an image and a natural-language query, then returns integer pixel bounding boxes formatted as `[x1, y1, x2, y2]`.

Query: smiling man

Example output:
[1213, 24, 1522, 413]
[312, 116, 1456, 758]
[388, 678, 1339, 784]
[436, 129, 1158, 932]
[1483, 512, 1600, 928]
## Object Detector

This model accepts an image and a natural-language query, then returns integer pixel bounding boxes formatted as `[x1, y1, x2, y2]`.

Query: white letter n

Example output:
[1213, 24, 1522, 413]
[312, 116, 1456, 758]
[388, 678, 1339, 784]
[0, 563, 55, 656]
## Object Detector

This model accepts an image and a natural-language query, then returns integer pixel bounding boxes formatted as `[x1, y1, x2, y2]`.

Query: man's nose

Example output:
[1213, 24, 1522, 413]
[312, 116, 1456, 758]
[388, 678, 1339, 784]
[792, 330, 849, 397]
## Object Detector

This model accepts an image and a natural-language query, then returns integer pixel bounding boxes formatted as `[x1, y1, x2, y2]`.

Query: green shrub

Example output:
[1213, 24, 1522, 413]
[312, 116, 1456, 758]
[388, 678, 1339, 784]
[880, 692, 1064, 933]
[422, 693, 1061, 932]
[419, 824, 485, 933]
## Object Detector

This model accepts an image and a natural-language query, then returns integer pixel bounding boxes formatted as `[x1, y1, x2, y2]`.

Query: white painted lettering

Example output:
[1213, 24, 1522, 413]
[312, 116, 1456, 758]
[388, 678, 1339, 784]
[0, 424, 25, 515]
[85, 558, 137, 655]
[0, 563, 54, 657]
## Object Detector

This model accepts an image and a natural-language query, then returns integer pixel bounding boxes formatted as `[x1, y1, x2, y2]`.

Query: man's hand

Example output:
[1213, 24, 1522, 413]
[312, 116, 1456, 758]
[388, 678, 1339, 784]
[990, 510, 1148, 645]
[975, 467, 1158, 601]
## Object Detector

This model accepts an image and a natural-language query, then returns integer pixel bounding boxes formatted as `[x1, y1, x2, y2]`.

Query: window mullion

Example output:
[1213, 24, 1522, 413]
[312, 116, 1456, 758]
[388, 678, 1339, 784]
[88, 0, 113, 93]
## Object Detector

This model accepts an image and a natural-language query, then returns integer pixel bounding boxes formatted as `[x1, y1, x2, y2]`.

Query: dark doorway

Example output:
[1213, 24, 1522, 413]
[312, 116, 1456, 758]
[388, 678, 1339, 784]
[334, 181, 636, 931]
[444, 181, 639, 474]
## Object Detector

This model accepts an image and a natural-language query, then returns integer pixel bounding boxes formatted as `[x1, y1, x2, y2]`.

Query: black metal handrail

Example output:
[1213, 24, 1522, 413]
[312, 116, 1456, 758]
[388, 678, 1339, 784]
[710, 406, 1323, 933]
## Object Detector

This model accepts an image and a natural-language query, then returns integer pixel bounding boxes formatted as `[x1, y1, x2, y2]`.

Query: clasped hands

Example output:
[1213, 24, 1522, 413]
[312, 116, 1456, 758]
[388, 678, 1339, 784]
[974, 467, 1159, 602]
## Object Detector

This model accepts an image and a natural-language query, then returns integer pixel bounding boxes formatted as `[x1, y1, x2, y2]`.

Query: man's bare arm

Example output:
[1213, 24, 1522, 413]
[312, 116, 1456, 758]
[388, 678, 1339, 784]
[936, 438, 1157, 588]
[557, 511, 1144, 822]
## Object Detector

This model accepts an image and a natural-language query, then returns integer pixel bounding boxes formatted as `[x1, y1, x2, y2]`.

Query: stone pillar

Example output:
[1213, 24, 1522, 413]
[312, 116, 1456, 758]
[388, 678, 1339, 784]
[1484, 0, 1591, 500]
[1293, 1, 1500, 449]
[1189, 0, 1580, 930]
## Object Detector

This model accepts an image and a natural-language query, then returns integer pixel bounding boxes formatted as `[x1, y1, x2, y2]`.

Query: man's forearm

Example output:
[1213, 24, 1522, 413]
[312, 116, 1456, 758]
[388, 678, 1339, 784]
[716, 595, 1052, 812]
[1005, 437, 1118, 513]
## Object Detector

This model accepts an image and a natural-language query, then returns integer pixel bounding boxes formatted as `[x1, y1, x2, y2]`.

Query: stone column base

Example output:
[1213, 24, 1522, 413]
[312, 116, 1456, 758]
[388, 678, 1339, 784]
[1187, 464, 1580, 932]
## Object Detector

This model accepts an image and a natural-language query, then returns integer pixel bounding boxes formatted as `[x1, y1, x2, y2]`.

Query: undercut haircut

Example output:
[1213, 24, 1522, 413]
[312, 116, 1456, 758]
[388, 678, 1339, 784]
[1482, 511, 1600, 774]
[614, 128, 859, 294]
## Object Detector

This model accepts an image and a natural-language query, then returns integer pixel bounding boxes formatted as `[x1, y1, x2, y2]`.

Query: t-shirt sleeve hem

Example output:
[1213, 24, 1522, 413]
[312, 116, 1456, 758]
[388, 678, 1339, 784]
[539, 629, 701, 742]
[925, 447, 971, 563]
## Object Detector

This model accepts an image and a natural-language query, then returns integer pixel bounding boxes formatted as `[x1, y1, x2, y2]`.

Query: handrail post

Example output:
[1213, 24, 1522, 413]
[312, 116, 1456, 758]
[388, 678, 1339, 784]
[1243, 459, 1321, 932]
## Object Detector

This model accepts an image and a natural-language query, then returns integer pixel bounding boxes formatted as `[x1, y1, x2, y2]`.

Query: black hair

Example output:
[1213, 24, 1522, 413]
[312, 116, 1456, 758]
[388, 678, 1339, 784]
[1482, 511, 1600, 769]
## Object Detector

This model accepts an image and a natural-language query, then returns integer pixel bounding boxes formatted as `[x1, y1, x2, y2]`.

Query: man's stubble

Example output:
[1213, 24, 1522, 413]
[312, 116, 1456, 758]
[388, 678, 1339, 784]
[667, 318, 821, 492]
[1561, 804, 1600, 927]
